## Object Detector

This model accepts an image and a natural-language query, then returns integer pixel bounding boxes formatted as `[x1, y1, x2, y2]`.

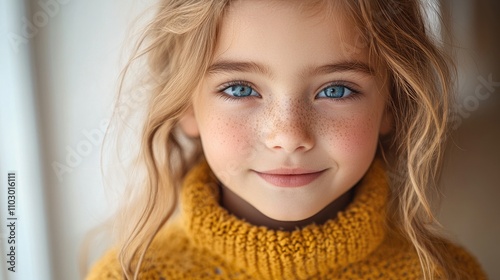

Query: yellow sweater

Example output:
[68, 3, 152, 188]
[87, 159, 486, 279]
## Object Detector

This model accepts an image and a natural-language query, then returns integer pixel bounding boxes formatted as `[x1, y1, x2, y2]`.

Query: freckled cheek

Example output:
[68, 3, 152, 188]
[202, 112, 257, 159]
[322, 112, 380, 155]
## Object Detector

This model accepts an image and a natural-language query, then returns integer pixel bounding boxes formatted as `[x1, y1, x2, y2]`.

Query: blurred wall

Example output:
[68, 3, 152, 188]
[1, 1, 52, 279]
[438, 0, 500, 279]
[27, 1, 152, 279]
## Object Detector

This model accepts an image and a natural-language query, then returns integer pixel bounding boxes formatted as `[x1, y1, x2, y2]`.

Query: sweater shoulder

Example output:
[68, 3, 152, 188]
[441, 239, 487, 279]
[357, 231, 487, 280]
[86, 220, 231, 280]
[85, 220, 193, 280]
[85, 248, 122, 280]
[365, 231, 487, 280]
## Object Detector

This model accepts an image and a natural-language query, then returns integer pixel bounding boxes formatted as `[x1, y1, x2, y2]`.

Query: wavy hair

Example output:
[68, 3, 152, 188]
[105, 0, 462, 279]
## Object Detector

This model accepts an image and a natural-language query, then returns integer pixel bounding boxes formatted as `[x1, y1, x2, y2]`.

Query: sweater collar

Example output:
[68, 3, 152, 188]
[180, 158, 389, 279]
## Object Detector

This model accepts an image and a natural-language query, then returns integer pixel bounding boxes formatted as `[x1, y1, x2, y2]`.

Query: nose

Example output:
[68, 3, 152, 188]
[263, 100, 315, 153]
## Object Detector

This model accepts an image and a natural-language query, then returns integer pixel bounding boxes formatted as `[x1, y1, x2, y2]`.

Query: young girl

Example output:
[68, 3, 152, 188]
[87, 0, 486, 279]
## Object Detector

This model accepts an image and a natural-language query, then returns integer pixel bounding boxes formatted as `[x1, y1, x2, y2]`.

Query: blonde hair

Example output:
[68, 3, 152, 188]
[105, 0, 464, 279]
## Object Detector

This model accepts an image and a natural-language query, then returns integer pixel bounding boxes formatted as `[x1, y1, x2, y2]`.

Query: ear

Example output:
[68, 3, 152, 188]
[178, 105, 200, 137]
[379, 106, 393, 136]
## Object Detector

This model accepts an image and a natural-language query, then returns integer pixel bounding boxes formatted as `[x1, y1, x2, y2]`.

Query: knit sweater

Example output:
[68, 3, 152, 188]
[87, 158, 486, 279]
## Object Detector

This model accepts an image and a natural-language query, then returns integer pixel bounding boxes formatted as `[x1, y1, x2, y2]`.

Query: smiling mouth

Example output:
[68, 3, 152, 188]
[255, 170, 326, 188]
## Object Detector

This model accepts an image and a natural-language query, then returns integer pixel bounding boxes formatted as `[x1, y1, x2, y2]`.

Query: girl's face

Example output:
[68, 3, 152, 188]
[182, 0, 391, 222]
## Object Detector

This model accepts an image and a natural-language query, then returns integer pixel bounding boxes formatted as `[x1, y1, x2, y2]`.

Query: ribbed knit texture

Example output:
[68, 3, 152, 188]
[87, 158, 487, 279]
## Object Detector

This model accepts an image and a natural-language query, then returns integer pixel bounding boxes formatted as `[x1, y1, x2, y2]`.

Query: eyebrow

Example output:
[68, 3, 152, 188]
[306, 61, 375, 76]
[207, 60, 272, 76]
[206, 60, 375, 77]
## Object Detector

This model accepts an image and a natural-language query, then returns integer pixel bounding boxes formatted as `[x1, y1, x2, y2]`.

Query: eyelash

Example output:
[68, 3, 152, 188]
[315, 82, 361, 102]
[216, 81, 258, 102]
[216, 80, 361, 102]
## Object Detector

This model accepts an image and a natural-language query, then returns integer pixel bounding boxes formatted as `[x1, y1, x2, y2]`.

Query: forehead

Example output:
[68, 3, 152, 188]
[214, 0, 369, 69]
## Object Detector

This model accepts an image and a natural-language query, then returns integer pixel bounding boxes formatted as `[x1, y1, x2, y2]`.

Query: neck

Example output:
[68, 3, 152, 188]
[220, 184, 355, 231]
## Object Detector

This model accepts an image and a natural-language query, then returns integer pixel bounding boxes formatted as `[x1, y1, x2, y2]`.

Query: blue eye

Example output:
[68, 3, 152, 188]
[222, 84, 258, 98]
[317, 85, 354, 99]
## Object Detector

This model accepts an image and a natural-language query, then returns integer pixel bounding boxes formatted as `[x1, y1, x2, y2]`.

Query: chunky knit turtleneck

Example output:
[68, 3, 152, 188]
[87, 158, 486, 280]
[182, 158, 387, 279]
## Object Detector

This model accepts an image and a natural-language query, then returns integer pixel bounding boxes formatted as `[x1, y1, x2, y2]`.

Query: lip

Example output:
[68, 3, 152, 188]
[255, 168, 326, 188]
